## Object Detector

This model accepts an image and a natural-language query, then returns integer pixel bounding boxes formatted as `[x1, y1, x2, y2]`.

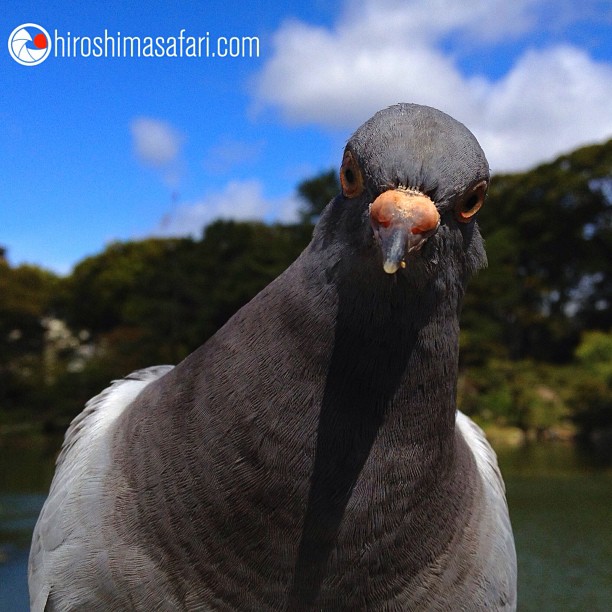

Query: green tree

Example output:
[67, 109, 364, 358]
[464, 138, 612, 363]
[565, 331, 612, 440]
[0, 255, 60, 417]
[458, 359, 567, 435]
[297, 169, 340, 225]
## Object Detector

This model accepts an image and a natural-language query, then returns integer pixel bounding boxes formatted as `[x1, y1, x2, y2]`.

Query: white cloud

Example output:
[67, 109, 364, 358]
[131, 117, 183, 166]
[155, 180, 301, 237]
[253, 0, 612, 171]
[339, 0, 541, 44]
[478, 46, 612, 173]
[130, 117, 184, 186]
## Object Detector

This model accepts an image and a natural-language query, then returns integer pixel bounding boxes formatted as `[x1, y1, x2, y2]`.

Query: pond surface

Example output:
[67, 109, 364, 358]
[1, 434, 611, 611]
[497, 444, 612, 611]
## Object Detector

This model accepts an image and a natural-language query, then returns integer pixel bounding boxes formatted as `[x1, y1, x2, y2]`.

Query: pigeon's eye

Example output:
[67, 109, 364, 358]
[455, 180, 488, 223]
[340, 150, 365, 199]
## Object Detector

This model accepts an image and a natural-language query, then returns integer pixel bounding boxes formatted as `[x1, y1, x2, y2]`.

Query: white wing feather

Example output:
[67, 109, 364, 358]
[28, 365, 174, 611]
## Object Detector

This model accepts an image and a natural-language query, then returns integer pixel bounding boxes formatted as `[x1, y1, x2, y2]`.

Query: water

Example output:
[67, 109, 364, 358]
[498, 445, 612, 611]
[1, 435, 611, 611]
[0, 434, 58, 611]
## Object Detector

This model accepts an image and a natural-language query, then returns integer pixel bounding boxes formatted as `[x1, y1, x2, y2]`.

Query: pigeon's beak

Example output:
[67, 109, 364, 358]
[370, 189, 440, 274]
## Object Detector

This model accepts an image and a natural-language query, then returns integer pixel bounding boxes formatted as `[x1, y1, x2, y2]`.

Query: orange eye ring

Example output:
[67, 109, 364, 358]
[340, 150, 365, 199]
[455, 180, 488, 222]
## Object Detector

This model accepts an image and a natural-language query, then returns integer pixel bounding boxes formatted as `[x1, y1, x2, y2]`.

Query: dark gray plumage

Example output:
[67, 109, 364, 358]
[29, 103, 517, 611]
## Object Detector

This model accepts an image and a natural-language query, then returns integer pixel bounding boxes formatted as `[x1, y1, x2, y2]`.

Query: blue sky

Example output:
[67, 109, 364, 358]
[2, 0, 611, 274]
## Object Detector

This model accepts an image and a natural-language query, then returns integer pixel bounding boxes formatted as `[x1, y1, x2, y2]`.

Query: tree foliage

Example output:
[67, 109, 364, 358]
[0, 139, 610, 444]
[0, 257, 61, 414]
[297, 169, 340, 225]
[565, 331, 612, 437]
[463, 139, 612, 363]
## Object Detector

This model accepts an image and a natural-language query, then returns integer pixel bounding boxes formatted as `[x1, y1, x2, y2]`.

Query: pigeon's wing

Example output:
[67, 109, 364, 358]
[456, 411, 507, 499]
[28, 365, 174, 612]
[455, 411, 517, 610]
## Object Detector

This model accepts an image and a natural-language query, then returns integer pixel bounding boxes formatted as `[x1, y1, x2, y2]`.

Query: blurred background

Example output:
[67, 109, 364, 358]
[1, 1, 611, 610]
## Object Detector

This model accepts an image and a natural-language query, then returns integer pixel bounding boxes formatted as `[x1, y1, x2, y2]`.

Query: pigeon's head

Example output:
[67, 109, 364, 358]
[331, 103, 489, 278]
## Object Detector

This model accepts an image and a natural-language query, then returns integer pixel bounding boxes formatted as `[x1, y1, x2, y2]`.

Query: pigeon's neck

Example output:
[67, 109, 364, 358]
[286, 253, 468, 605]
[326, 258, 462, 445]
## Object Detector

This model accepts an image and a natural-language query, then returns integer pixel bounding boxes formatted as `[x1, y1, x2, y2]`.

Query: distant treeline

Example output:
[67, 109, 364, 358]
[1, 139, 611, 450]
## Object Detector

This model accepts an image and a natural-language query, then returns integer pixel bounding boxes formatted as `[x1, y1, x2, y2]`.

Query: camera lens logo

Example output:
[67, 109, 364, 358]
[8, 23, 51, 66]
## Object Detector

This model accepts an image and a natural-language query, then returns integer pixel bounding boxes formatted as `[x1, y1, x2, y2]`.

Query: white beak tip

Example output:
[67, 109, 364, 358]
[383, 260, 401, 274]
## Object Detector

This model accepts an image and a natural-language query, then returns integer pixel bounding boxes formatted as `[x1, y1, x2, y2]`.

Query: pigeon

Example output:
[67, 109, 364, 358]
[29, 103, 517, 611]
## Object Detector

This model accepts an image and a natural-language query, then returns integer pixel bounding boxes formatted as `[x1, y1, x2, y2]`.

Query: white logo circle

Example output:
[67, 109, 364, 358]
[8, 23, 51, 66]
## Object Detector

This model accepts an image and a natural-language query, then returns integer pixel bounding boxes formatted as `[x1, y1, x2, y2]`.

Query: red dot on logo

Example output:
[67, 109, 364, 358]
[33, 33, 47, 49]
